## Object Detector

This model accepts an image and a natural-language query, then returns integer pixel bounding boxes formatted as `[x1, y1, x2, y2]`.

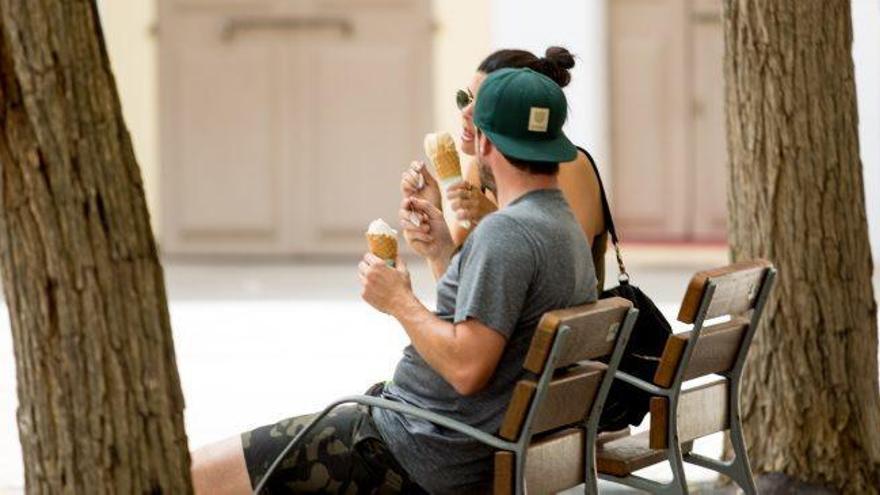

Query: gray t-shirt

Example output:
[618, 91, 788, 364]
[372, 189, 597, 493]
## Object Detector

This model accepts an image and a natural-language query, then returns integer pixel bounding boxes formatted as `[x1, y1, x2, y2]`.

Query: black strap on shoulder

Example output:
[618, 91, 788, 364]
[577, 146, 618, 245]
[576, 146, 629, 282]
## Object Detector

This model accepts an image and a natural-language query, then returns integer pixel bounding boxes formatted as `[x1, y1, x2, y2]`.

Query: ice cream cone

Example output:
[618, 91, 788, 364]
[424, 132, 462, 183]
[366, 234, 397, 262]
[366, 219, 398, 265]
[424, 132, 471, 230]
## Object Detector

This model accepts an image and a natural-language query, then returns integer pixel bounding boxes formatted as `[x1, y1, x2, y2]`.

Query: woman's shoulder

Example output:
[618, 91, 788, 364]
[557, 146, 606, 239]
[559, 147, 598, 182]
[572, 146, 597, 170]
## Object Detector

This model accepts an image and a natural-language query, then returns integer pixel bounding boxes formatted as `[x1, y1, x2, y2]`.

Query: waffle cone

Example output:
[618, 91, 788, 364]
[424, 132, 461, 181]
[366, 234, 398, 261]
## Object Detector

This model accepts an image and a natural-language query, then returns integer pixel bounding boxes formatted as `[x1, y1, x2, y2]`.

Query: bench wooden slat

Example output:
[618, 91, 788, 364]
[499, 362, 606, 440]
[494, 428, 632, 494]
[597, 431, 662, 477]
[523, 428, 585, 494]
[649, 378, 729, 448]
[596, 431, 665, 477]
[597, 432, 695, 477]
[495, 428, 583, 494]
[652, 317, 749, 387]
[493, 451, 514, 495]
[523, 298, 632, 374]
[677, 260, 771, 324]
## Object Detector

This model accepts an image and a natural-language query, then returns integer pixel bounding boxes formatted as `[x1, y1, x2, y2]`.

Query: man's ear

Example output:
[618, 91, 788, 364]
[476, 130, 492, 157]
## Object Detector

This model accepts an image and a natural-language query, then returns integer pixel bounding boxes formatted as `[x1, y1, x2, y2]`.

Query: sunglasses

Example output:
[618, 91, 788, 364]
[455, 88, 474, 110]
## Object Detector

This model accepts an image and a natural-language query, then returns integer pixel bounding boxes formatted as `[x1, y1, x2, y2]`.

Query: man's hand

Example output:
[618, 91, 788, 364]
[358, 253, 414, 315]
[358, 251, 506, 396]
[399, 197, 455, 272]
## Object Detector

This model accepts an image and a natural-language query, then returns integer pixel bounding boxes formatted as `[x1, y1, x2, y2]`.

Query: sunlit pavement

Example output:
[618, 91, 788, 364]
[0, 254, 780, 493]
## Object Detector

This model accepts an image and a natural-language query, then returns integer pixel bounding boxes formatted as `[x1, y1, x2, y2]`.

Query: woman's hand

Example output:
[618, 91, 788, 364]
[446, 181, 497, 227]
[399, 196, 455, 270]
[401, 160, 441, 210]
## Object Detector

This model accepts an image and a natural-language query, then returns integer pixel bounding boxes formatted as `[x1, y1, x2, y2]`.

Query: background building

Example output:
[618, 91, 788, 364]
[1, 1, 878, 492]
[97, 0, 880, 258]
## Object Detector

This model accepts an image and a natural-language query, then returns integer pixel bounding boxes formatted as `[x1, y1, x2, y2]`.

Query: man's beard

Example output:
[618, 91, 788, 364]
[478, 157, 497, 195]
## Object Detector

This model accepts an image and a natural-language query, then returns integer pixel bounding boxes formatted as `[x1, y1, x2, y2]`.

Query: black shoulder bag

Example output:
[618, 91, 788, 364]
[580, 148, 673, 430]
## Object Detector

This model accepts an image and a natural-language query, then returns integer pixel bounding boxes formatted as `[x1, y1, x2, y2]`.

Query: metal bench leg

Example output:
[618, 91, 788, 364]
[729, 421, 758, 495]
[514, 449, 525, 495]
[667, 441, 690, 495]
[583, 429, 599, 495]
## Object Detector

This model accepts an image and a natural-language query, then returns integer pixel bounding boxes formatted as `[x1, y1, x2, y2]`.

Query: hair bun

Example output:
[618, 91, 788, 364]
[477, 47, 576, 88]
[537, 46, 575, 87]
[544, 46, 575, 70]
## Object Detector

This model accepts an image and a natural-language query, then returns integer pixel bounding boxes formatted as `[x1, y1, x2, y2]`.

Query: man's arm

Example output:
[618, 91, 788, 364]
[361, 213, 531, 397]
[391, 293, 506, 396]
[358, 254, 506, 396]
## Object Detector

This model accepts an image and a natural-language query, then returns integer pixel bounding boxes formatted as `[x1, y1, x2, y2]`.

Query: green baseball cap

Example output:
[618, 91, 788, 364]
[473, 67, 577, 163]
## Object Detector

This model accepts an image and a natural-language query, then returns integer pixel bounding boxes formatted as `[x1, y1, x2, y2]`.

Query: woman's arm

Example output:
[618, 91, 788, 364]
[559, 151, 608, 291]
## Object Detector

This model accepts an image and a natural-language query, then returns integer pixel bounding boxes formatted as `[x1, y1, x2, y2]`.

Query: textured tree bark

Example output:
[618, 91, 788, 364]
[0, 1, 192, 493]
[722, 1, 880, 492]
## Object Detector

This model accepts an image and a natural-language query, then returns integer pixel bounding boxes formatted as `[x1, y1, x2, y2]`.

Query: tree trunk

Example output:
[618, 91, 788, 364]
[722, 1, 880, 492]
[0, 1, 192, 493]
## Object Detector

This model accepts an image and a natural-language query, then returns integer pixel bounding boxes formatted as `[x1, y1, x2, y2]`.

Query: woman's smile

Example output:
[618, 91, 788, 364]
[460, 126, 474, 144]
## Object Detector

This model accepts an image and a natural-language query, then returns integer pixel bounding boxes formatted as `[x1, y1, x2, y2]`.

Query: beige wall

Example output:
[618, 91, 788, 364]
[97, 0, 490, 241]
[97, 0, 160, 232]
[431, 1, 491, 144]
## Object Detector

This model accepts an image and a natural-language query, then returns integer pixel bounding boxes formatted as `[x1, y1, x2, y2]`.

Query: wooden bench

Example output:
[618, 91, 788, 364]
[492, 297, 639, 494]
[596, 260, 776, 495]
[254, 297, 639, 495]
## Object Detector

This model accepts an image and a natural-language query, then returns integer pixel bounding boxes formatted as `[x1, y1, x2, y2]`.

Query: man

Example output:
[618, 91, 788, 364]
[190, 68, 597, 494]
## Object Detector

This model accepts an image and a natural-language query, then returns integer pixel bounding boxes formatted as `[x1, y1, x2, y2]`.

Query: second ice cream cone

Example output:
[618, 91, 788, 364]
[366, 219, 398, 266]
[366, 234, 398, 263]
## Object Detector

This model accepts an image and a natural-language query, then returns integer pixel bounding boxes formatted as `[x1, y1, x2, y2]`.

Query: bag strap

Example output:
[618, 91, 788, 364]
[577, 146, 630, 283]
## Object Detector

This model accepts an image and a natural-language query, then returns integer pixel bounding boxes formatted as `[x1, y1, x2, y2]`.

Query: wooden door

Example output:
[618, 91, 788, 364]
[690, 0, 728, 241]
[292, 0, 432, 254]
[609, 0, 728, 243]
[159, 0, 432, 256]
[610, 0, 690, 241]
[160, 0, 290, 254]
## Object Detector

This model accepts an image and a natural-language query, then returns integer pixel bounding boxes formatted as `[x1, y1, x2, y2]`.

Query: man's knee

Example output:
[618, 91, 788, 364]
[191, 435, 252, 495]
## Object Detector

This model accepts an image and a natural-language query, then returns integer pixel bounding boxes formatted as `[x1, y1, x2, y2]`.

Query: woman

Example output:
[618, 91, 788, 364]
[402, 47, 609, 290]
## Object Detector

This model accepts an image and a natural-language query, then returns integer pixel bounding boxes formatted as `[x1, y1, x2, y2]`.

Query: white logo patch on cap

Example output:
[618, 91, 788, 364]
[528, 107, 550, 132]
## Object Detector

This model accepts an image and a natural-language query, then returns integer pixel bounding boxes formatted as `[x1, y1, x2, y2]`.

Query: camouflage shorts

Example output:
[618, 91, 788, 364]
[241, 403, 427, 494]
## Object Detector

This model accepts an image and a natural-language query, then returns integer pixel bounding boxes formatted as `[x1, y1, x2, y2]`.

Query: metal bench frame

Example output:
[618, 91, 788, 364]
[253, 307, 639, 495]
[599, 267, 777, 495]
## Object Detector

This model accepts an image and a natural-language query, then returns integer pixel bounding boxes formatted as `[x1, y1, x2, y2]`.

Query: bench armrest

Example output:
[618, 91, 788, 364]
[340, 395, 516, 450]
[253, 394, 516, 494]
[613, 370, 672, 397]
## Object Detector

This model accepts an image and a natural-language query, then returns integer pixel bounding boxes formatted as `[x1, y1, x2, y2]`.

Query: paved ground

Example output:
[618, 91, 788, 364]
[0, 254, 745, 493]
